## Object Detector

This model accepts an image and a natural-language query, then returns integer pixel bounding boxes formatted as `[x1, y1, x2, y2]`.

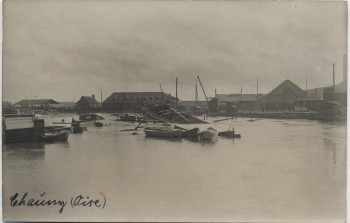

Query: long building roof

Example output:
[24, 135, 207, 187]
[103, 92, 176, 103]
[15, 99, 59, 106]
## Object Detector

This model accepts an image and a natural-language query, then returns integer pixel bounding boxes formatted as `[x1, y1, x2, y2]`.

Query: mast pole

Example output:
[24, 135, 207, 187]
[175, 77, 178, 111]
[306, 77, 308, 98]
[256, 78, 259, 110]
[333, 63, 335, 92]
[101, 91, 103, 112]
[195, 79, 198, 107]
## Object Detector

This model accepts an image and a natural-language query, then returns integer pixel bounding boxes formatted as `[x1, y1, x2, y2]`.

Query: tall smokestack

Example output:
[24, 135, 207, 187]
[343, 54, 347, 90]
[332, 63, 335, 92]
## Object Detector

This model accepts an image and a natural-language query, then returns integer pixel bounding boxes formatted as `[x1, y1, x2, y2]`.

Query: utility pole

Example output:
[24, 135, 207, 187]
[195, 79, 198, 107]
[256, 78, 259, 110]
[306, 77, 308, 98]
[159, 84, 163, 93]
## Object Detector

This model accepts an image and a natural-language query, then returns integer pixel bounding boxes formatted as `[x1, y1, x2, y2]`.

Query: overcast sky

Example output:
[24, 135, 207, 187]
[3, 0, 347, 103]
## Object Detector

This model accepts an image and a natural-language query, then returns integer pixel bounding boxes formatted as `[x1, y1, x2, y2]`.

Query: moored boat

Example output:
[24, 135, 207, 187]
[94, 122, 103, 127]
[39, 131, 69, 142]
[218, 130, 241, 138]
[181, 127, 199, 138]
[144, 129, 182, 138]
[71, 118, 85, 133]
[145, 123, 175, 131]
[45, 125, 71, 132]
[198, 127, 218, 141]
[145, 123, 174, 131]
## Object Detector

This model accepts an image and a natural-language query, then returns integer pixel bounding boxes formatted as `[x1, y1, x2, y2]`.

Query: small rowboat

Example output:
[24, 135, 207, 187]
[198, 127, 218, 141]
[39, 131, 69, 142]
[45, 126, 71, 132]
[144, 129, 182, 138]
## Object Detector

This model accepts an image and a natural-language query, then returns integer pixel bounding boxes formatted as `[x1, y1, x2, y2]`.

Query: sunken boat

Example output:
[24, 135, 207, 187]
[142, 104, 208, 124]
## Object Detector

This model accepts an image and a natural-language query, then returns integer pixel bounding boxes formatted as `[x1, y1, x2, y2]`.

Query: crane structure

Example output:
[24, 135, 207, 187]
[196, 76, 209, 109]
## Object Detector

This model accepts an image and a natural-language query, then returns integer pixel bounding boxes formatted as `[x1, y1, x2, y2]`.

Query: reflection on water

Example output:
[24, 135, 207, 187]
[45, 141, 70, 148]
[199, 137, 219, 146]
[2, 115, 347, 222]
[144, 136, 183, 143]
[3, 142, 46, 160]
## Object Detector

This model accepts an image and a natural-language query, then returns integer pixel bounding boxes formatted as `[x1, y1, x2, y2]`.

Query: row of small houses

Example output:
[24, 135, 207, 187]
[10, 79, 347, 114]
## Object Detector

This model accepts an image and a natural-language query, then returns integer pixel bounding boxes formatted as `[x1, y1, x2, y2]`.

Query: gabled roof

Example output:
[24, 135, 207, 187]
[77, 96, 99, 104]
[15, 99, 59, 105]
[267, 80, 305, 95]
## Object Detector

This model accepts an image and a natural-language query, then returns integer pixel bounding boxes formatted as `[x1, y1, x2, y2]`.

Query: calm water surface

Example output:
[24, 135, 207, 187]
[2, 114, 347, 222]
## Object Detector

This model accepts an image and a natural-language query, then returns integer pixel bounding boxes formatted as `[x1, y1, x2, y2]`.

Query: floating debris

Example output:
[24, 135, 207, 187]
[142, 104, 207, 124]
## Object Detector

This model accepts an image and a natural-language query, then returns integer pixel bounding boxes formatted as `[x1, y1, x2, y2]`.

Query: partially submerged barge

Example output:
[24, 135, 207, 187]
[3, 115, 69, 143]
[142, 104, 208, 124]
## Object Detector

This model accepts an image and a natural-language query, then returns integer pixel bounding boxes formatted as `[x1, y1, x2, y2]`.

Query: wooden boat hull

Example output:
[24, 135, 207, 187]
[94, 122, 103, 127]
[145, 123, 174, 131]
[198, 128, 218, 141]
[218, 131, 241, 138]
[45, 126, 71, 132]
[145, 129, 182, 138]
[181, 128, 199, 138]
[39, 131, 69, 142]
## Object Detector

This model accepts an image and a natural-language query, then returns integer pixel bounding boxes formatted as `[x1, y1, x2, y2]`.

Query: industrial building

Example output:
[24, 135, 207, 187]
[102, 92, 177, 112]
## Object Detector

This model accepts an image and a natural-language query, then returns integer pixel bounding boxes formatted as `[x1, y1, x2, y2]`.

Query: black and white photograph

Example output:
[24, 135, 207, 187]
[2, 0, 347, 222]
